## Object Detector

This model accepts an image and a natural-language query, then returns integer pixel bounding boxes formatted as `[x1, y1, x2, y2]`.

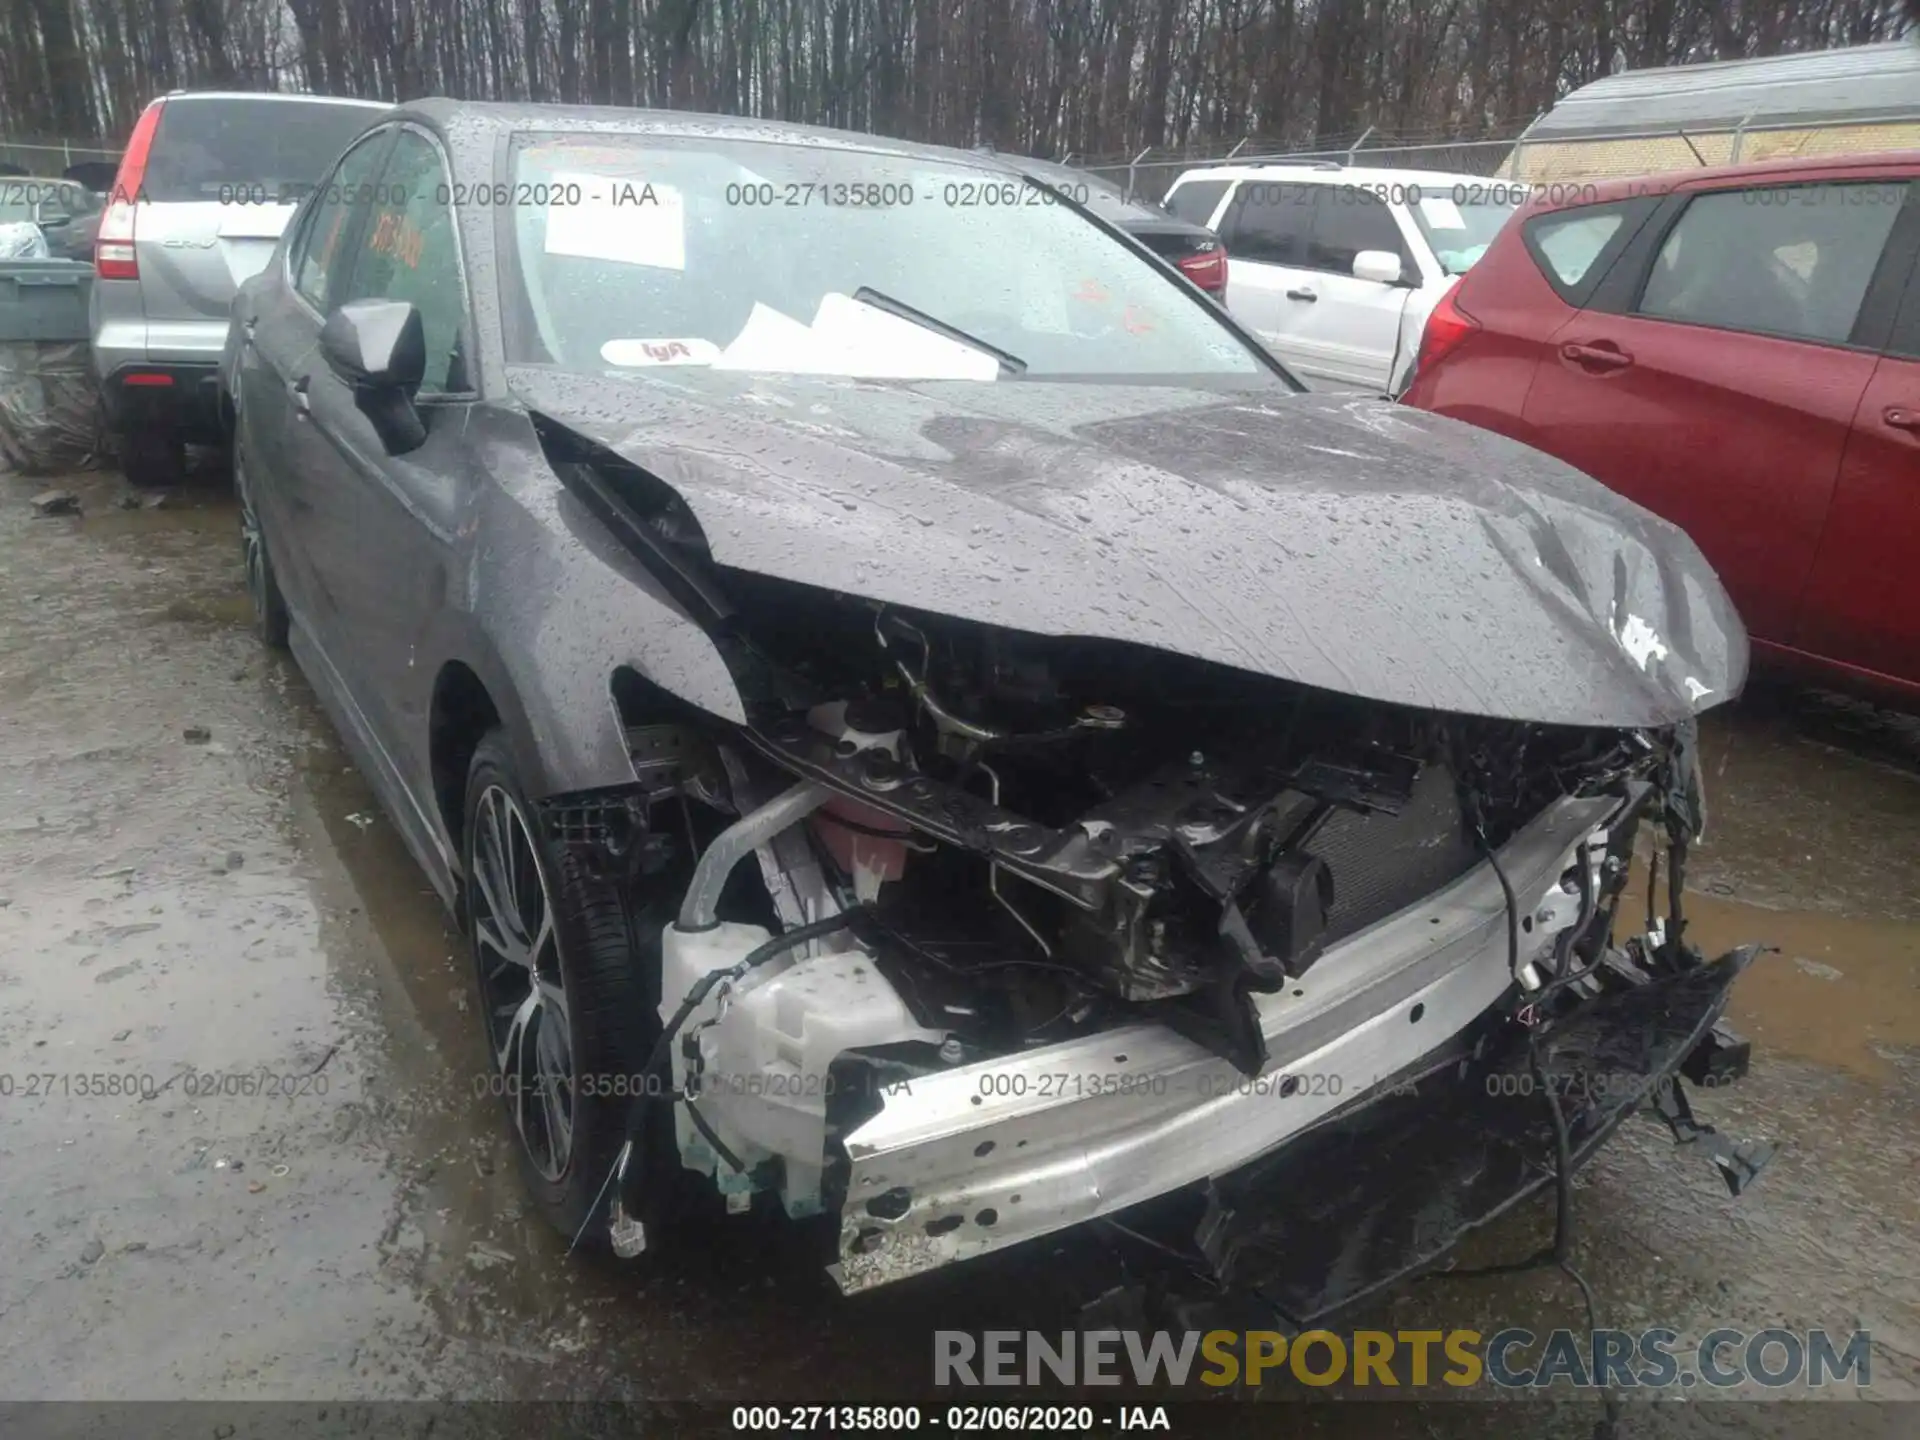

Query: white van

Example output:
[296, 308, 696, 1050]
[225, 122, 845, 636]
[1163, 164, 1521, 392]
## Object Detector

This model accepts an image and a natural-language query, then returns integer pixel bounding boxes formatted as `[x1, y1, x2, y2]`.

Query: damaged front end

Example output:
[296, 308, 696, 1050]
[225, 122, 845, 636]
[556, 567, 1747, 1296]
[509, 381, 1763, 1298]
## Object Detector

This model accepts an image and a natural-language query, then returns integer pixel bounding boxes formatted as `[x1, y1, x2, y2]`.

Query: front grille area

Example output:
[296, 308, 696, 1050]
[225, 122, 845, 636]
[1307, 764, 1481, 944]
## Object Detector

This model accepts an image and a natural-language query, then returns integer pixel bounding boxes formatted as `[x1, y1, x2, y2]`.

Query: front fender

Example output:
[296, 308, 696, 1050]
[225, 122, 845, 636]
[453, 411, 747, 806]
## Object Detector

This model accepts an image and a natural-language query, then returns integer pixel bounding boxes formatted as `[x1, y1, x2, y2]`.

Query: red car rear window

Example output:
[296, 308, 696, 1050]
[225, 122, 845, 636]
[1520, 198, 1659, 305]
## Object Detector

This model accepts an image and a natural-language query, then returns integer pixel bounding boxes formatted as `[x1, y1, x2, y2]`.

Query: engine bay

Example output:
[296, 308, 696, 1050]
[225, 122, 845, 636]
[523, 416, 1739, 1289]
[599, 567, 1701, 1082]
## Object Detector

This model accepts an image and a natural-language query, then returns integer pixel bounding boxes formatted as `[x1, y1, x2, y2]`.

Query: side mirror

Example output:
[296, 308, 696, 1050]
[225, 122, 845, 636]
[320, 299, 428, 455]
[1352, 250, 1404, 286]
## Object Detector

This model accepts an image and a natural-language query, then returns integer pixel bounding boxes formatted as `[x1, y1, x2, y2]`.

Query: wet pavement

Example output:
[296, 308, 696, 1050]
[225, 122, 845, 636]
[1, 464, 1917, 1433]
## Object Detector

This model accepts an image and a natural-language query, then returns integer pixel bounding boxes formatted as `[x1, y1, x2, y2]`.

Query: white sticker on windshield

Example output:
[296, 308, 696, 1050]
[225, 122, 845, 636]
[544, 174, 686, 270]
[1418, 195, 1467, 231]
[601, 337, 720, 367]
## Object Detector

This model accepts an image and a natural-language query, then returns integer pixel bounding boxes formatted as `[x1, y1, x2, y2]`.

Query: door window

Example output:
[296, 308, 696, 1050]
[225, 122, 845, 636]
[1637, 183, 1905, 346]
[1306, 190, 1410, 277]
[1887, 244, 1920, 361]
[290, 132, 392, 313]
[1219, 181, 1316, 266]
[339, 130, 470, 394]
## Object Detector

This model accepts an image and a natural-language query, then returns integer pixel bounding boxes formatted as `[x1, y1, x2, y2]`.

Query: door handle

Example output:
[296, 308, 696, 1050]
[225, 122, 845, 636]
[1285, 287, 1318, 302]
[1560, 341, 1634, 372]
[290, 374, 311, 418]
[1885, 407, 1920, 433]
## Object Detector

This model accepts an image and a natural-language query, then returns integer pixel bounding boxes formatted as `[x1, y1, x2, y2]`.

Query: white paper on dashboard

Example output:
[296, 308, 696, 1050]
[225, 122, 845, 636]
[810, 291, 1002, 379]
[543, 175, 686, 270]
[711, 302, 841, 373]
[1417, 195, 1467, 231]
[712, 293, 1001, 380]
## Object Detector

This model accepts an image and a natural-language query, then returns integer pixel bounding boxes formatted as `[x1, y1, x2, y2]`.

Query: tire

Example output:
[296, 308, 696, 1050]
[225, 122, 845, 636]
[235, 448, 290, 649]
[462, 730, 685, 1245]
[120, 427, 186, 488]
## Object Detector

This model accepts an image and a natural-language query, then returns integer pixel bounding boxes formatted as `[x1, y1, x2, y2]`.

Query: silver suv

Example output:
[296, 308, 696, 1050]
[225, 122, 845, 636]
[90, 90, 390, 485]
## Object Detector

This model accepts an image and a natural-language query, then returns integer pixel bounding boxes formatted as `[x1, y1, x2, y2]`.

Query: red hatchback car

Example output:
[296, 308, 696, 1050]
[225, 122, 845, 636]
[1403, 153, 1920, 705]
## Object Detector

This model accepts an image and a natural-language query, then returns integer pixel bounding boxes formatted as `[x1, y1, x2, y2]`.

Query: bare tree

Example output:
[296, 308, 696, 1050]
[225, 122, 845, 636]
[0, 0, 1904, 157]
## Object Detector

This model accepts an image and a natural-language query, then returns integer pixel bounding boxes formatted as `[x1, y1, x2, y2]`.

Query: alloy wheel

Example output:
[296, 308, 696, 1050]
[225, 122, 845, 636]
[236, 456, 267, 621]
[470, 784, 575, 1181]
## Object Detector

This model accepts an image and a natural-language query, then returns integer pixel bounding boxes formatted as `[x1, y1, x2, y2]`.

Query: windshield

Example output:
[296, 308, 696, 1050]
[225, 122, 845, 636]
[503, 136, 1269, 383]
[1408, 190, 1521, 275]
[142, 98, 386, 203]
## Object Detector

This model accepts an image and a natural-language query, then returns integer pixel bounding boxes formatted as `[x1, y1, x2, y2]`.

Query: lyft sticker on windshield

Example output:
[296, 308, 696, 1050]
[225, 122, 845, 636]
[601, 337, 721, 367]
[544, 175, 686, 270]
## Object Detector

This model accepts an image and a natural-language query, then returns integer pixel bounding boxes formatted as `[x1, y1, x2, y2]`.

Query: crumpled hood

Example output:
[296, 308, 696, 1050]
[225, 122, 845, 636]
[508, 367, 1747, 728]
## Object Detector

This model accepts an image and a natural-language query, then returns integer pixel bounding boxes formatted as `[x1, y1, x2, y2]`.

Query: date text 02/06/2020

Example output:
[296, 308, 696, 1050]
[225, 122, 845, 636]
[729, 1406, 1175, 1433]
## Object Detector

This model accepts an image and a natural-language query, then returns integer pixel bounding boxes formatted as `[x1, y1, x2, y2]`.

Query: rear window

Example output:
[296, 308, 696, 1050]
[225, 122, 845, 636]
[1519, 199, 1657, 305]
[141, 98, 386, 203]
[1531, 211, 1624, 286]
[1165, 179, 1230, 228]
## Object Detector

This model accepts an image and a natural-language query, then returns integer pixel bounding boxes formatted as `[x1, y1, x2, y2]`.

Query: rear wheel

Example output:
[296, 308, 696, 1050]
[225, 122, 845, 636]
[235, 449, 289, 649]
[119, 427, 185, 488]
[463, 731, 685, 1245]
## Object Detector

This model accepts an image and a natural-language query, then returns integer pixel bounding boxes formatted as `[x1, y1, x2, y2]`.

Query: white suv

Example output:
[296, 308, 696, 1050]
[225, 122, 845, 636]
[1163, 164, 1522, 393]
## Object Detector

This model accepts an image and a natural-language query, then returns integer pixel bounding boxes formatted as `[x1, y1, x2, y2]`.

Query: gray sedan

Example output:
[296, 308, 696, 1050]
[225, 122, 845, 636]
[223, 99, 1762, 1313]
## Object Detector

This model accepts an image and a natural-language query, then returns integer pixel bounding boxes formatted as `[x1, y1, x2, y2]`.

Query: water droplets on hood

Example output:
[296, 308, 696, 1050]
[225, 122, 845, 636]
[510, 367, 1746, 728]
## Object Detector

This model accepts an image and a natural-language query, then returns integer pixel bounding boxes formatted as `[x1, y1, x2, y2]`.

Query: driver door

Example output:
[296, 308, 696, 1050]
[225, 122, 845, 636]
[240, 126, 396, 650]
[302, 126, 478, 800]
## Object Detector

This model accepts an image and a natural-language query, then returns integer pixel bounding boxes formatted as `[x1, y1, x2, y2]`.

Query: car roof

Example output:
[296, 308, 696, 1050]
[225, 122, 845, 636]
[1166, 163, 1498, 192]
[159, 90, 392, 110]
[397, 97, 1042, 175]
[1558, 148, 1920, 204]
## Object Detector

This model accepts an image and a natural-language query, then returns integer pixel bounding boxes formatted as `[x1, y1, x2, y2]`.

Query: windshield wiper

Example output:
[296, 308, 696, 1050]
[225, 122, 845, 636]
[851, 287, 1028, 375]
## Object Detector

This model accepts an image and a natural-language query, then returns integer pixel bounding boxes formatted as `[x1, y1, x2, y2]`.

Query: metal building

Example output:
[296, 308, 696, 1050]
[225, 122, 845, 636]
[1508, 41, 1920, 181]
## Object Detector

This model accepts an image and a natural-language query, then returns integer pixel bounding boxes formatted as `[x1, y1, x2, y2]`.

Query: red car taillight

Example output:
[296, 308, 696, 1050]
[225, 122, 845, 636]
[1176, 244, 1228, 296]
[96, 98, 164, 281]
[1175, 247, 1227, 292]
[1414, 285, 1481, 376]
